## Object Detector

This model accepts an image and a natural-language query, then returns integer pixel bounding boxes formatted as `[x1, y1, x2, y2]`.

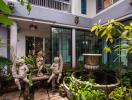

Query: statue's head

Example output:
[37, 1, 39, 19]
[37, 50, 45, 57]
[16, 58, 25, 65]
[54, 57, 60, 63]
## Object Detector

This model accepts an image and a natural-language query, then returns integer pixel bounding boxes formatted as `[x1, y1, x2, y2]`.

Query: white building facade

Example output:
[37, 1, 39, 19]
[0, 0, 131, 68]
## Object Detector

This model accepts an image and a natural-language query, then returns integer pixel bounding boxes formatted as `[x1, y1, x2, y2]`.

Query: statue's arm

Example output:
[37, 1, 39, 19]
[50, 63, 54, 69]
[25, 65, 29, 73]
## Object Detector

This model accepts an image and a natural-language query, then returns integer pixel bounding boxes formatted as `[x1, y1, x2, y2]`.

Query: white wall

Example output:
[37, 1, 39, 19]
[72, 0, 81, 15]
[0, 27, 7, 57]
[17, 26, 51, 58]
[72, 0, 96, 18]
[87, 0, 96, 18]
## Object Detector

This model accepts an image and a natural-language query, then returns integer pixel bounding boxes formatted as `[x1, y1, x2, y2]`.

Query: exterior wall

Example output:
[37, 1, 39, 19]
[3, 0, 132, 67]
[72, 0, 96, 18]
[0, 27, 7, 57]
[9, 1, 91, 29]
[87, 0, 96, 18]
[72, 0, 81, 15]
[17, 24, 50, 58]
[92, 0, 132, 25]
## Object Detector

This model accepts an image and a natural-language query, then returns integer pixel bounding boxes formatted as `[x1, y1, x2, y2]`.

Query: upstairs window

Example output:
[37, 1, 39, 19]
[81, 0, 87, 14]
[113, 0, 119, 3]
[97, 0, 120, 13]
[104, 0, 112, 8]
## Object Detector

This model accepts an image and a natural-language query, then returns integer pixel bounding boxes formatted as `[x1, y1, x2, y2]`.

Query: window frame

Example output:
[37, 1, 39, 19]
[96, 0, 120, 13]
[81, 0, 87, 15]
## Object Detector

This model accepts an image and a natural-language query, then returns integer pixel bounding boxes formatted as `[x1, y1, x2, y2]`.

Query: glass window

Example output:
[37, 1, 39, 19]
[104, 0, 113, 8]
[113, 0, 119, 3]
[81, 0, 87, 14]
[26, 36, 43, 56]
[76, 30, 101, 66]
[96, 0, 104, 13]
[52, 27, 72, 67]
[96, 0, 120, 13]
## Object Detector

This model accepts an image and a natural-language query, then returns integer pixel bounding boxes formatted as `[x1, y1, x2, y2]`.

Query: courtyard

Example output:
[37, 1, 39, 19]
[0, 0, 132, 100]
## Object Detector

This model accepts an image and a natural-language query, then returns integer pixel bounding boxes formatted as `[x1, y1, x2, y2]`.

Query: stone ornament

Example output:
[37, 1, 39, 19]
[12, 58, 30, 90]
[36, 51, 45, 76]
[48, 54, 63, 84]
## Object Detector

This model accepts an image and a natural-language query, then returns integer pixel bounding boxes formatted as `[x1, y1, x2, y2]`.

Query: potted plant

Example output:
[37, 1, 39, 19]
[63, 77, 106, 100]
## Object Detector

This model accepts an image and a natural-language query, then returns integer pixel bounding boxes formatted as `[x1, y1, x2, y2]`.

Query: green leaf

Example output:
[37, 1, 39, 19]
[109, 19, 115, 23]
[130, 22, 132, 26]
[0, 14, 13, 25]
[0, 0, 12, 14]
[20, 0, 24, 6]
[104, 46, 111, 53]
[101, 29, 107, 37]
[91, 25, 98, 32]
[27, 0, 31, 14]
[95, 29, 99, 36]
[110, 38, 113, 43]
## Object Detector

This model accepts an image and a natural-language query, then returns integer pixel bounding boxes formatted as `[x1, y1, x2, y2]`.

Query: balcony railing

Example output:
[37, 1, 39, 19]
[24, 0, 71, 13]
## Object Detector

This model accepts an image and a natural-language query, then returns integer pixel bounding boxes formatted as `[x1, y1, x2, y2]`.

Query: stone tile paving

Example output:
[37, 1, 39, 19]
[1, 89, 68, 100]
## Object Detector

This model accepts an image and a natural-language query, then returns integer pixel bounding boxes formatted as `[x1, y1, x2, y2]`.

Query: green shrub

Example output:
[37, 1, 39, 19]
[66, 77, 105, 100]
[24, 55, 36, 69]
[109, 87, 132, 100]
[0, 56, 12, 69]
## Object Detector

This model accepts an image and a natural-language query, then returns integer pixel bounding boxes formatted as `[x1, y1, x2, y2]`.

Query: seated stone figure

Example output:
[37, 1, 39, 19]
[36, 51, 45, 76]
[48, 54, 63, 84]
[13, 58, 30, 90]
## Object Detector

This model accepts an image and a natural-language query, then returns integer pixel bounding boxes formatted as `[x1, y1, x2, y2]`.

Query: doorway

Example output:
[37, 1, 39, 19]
[25, 36, 43, 56]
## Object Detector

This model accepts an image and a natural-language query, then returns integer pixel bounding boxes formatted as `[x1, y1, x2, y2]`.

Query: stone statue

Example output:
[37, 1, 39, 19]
[47, 54, 63, 84]
[13, 58, 30, 90]
[36, 51, 45, 76]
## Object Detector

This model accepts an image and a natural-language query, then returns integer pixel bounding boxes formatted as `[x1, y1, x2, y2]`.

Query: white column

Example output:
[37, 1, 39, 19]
[71, 0, 81, 15]
[87, 0, 96, 18]
[10, 22, 17, 61]
[72, 28, 76, 69]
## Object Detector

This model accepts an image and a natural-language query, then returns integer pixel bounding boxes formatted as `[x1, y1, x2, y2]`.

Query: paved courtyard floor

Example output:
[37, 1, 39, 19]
[0, 88, 68, 100]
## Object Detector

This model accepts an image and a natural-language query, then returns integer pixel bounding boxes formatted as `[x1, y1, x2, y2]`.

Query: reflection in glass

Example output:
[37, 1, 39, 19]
[52, 27, 72, 67]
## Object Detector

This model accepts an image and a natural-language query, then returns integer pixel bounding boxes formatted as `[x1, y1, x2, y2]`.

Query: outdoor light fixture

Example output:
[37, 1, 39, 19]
[29, 24, 38, 30]
[75, 16, 79, 25]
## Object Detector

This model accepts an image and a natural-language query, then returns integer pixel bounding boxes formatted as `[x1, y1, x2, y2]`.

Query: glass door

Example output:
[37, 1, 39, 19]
[52, 27, 72, 67]
[26, 36, 43, 56]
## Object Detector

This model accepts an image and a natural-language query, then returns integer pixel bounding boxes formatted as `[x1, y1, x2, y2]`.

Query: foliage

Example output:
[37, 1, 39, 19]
[23, 56, 35, 86]
[115, 23, 132, 54]
[0, 56, 12, 69]
[44, 64, 51, 74]
[91, 19, 132, 55]
[109, 87, 132, 100]
[59, 83, 64, 88]
[0, 0, 12, 25]
[65, 77, 105, 100]
[24, 55, 36, 69]
[0, 0, 31, 25]
[28, 72, 33, 87]
[122, 68, 132, 87]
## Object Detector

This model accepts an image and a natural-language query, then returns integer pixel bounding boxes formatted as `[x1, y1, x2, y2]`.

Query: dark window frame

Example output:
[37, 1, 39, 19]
[81, 0, 87, 14]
